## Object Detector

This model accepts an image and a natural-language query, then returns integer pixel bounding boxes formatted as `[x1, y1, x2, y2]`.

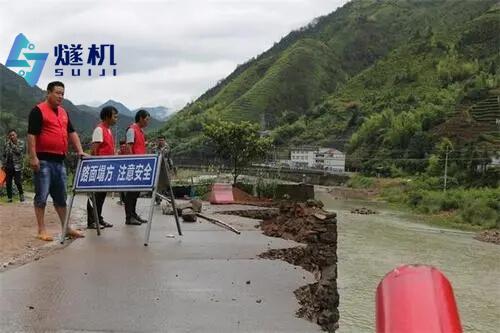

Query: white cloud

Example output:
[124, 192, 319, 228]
[0, 0, 348, 111]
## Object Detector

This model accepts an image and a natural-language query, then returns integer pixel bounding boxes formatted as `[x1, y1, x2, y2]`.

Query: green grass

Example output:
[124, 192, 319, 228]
[346, 174, 375, 188]
[381, 179, 499, 230]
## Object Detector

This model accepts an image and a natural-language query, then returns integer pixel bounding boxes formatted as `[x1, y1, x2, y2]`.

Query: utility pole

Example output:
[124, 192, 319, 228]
[443, 145, 449, 192]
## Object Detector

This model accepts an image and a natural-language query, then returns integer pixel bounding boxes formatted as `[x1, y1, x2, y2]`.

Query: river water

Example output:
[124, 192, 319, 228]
[315, 187, 500, 333]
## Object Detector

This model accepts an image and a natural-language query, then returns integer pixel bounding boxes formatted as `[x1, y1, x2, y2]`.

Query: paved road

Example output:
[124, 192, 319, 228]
[0, 195, 321, 333]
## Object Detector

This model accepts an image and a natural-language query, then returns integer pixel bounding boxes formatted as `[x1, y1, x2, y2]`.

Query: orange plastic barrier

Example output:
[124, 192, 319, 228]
[376, 265, 462, 333]
[209, 183, 234, 204]
[0, 168, 6, 185]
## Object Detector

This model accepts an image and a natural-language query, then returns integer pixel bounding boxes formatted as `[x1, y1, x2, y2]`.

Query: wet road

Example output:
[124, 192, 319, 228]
[0, 195, 321, 332]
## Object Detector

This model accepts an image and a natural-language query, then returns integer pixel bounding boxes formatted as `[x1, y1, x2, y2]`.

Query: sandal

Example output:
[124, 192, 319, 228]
[67, 229, 85, 239]
[38, 233, 54, 242]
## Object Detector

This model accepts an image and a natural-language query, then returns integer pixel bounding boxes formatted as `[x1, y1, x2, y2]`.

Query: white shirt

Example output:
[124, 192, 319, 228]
[92, 126, 113, 143]
[126, 127, 135, 144]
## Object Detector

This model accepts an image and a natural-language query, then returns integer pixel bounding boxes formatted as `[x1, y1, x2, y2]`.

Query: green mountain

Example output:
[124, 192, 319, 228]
[0, 63, 98, 138]
[159, 0, 499, 177]
[74, 100, 164, 139]
[0, 64, 164, 146]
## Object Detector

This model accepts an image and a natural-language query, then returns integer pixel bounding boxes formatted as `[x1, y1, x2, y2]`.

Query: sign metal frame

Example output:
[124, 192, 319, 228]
[61, 154, 182, 246]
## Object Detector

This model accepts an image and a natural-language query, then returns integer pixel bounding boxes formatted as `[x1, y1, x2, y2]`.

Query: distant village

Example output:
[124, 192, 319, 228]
[276, 146, 346, 174]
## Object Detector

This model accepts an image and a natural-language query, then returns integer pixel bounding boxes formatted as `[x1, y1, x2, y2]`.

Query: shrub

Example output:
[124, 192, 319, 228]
[347, 174, 374, 188]
[460, 200, 498, 228]
[256, 179, 278, 199]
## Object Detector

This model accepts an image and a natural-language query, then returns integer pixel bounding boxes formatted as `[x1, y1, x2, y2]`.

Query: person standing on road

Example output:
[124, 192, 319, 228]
[27, 81, 87, 241]
[86, 106, 118, 229]
[123, 109, 150, 225]
[2, 129, 25, 203]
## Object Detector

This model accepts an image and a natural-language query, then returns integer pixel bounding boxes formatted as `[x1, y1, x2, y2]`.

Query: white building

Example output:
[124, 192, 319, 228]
[290, 147, 346, 172]
[321, 148, 346, 173]
[290, 147, 316, 168]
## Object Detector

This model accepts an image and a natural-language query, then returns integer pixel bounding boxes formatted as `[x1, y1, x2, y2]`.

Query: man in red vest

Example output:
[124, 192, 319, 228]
[124, 109, 150, 225]
[27, 81, 87, 241]
[86, 106, 118, 229]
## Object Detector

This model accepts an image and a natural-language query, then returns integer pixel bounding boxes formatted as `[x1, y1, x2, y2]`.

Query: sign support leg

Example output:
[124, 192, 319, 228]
[61, 191, 75, 244]
[144, 187, 157, 246]
[91, 192, 101, 236]
[165, 159, 182, 236]
[144, 154, 166, 246]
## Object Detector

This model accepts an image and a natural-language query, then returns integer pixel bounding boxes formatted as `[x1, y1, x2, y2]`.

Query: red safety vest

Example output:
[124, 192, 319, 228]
[129, 123, 146, 154]
[35, 101, 68, 155]
[95, 122, 115, 156]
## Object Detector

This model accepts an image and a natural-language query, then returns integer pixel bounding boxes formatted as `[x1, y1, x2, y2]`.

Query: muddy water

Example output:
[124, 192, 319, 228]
[315, 188, 500, 333]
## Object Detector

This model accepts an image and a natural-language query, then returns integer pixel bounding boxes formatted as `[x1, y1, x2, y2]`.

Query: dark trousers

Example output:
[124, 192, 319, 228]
[124, 192, 140, 219]
[87, 192, 107, 223]
[5, 168, 23, 199]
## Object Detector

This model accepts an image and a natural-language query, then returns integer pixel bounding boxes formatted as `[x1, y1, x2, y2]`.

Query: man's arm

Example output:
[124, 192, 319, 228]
[3, 141, 10, 159]
[27, 107, 42, 172]
[90, 142, 100, 155]
[126, 127, 135, 154]
[27, 134, 39, 172]
[68, 132, 85, 156]
[90, 127, 103, 155]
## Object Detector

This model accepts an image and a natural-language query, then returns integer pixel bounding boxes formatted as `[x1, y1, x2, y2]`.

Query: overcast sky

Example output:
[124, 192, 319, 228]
[0, 0, 348, 111]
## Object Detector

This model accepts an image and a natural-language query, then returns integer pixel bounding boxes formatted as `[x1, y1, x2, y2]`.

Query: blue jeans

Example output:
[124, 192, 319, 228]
[33, 160, 67, 208]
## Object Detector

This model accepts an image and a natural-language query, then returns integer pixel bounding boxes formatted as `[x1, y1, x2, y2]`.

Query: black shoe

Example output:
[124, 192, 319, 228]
[100, 220, 113, 228]
[134, 214, 148, 224]
[125, 217, 142, 225]
[19, 194, 25, 202]
[87, 222, 99, 229]
[7, 198, 13, 203]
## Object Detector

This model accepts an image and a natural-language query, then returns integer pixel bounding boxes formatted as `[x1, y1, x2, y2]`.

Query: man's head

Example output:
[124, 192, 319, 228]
[119, 139, 126, 146]
[157, 135, 166, 148]
[135, 109, 150, 128]
[100, 106, 118, 126]
[7, 129, 17, 143]
[46, 81, 65, 108]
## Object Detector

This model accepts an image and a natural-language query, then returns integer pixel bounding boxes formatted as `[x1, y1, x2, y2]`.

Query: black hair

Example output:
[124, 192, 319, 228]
[47, 81, 65, 92]
[119, 139, 126, 145]
[100, 106, 118, 120]
[157, 135, 166, 139]
[135, 109, 150, 123]
[8, 129, 16, 134]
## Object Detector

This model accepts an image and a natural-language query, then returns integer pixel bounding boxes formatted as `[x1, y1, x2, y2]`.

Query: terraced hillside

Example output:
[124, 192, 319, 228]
[157, 0, 499, 180]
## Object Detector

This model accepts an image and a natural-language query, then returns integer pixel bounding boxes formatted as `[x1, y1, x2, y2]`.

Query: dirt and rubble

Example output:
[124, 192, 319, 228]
[257, 200, 339, 332]
[0, 201, 85, 273]
[474, 229, 500, 245]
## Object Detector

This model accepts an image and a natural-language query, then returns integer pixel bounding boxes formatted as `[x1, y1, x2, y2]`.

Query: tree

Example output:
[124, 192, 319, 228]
[203, 119, 272, 184]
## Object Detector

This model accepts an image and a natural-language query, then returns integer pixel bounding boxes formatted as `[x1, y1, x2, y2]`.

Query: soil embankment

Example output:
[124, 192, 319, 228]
[258, 200, 339, 332]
